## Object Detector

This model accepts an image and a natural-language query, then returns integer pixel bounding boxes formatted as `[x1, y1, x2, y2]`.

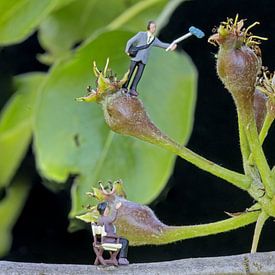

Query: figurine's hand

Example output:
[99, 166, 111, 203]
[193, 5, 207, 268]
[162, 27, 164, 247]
[171, 44, 177, 51]
[116, 202, 122, 209]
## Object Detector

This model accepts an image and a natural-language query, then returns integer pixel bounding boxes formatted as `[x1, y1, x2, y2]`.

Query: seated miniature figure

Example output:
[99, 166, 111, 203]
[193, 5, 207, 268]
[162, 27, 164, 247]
[95, 201, 129, 266]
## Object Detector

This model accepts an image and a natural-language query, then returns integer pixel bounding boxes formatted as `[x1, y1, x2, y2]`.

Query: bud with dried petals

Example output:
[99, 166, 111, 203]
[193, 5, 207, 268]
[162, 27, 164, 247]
[257, 70, 275, 118]
[76, 59, 175, 147]
[77, 180, 259, 246]
[208, 15, 265, 107]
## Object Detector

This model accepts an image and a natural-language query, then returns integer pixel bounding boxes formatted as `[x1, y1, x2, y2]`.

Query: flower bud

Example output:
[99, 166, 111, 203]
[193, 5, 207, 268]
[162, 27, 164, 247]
[256, 69, 275, 118]
[253, 88, 267, 132]
[78, 180, 168, 245]
[76, 59, 174, 147]
[101, 91, 168, 145]
[75, 59, 129, 103]
[208, 15, 266, 105]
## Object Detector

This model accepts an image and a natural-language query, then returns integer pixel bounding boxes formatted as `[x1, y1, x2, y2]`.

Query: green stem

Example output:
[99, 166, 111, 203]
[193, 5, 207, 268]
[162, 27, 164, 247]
[259, 112, 274, 145]
[240, 106, 274, 197]
[248, 183, 275, 217]
[251, 211, 269, 253]
[248, 112, 274, 166]
[148, 210, 259, 245]
[237, 107, 251, 174]
[157, 138, 251, 191]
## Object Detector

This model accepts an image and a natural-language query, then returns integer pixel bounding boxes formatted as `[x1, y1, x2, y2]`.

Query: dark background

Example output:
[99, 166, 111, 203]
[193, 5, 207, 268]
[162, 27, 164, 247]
[1, 0, 275, 264]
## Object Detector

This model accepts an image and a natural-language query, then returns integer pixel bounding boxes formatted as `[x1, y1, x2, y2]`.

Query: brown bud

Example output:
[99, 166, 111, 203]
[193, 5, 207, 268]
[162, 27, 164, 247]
[253, 88, 267, 132]
[83, 180, 168, 245]
[208, 15, 266, 104]
[76, 59, 175, 147]
[217, 45, 259, 97]
[256, 69, 275, 118]
[101, 91, 170, 145]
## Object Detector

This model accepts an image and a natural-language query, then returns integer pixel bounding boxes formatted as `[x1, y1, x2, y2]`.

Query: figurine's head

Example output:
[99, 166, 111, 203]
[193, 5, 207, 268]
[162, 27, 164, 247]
[147, 20, 156, 34]
[97, 201, 109, 216]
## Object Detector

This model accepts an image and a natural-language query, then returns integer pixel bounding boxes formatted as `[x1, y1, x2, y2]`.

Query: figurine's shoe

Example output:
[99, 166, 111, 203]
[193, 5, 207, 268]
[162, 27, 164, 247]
[118, 257, 129, 265]
[86, 85, 92, 93]
[121, 87, 128, 94]
[129, 89, 138, 97]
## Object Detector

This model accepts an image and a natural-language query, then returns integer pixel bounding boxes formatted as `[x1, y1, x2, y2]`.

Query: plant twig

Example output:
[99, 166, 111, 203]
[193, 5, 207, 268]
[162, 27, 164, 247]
[156, 138, 252, 191]
[259, 112, 274, 145]
[237, 108, 251, 175]
[158, 210, 259, 245]
[239, 107, 274, 197]
[251, 210, 269, 253]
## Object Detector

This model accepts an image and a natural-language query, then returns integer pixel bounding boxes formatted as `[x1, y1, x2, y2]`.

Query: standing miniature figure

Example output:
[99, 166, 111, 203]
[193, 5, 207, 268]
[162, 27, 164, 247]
[97, 201, 129, 265]
[123, 20, 177, 96]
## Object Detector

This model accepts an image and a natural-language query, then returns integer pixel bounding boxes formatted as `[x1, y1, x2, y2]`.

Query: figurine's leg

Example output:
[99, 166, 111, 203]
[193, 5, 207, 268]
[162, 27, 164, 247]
[129, 62, 145, 96]
[118, 238, 129, 265]
[122, 60, 137, 90]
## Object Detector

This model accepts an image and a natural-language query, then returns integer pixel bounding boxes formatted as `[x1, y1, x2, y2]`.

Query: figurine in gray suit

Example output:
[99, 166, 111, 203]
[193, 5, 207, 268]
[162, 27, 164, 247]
[123, 21, 177, 96]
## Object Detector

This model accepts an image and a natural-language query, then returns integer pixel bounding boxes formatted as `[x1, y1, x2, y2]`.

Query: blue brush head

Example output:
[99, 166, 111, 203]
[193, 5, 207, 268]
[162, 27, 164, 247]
[189, 26, 205, 39]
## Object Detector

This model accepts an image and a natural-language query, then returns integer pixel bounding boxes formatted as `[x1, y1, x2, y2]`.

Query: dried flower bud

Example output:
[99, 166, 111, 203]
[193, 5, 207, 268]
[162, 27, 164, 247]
[256, 69, 275, 118]
[77, 179, 260, 246]
[76, 59, 175, 147]
[101, 91, 171, 145]
[77, 180, 168, 245]
[208, 15, 266, 104]
[75, 58, 129, 103]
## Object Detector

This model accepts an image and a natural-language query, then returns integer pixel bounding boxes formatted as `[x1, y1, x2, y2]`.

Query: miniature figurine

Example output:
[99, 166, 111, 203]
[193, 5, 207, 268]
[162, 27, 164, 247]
[123, 20, 177, 97]
[75, 26, 204, 102]
[97, 201, 129, 265]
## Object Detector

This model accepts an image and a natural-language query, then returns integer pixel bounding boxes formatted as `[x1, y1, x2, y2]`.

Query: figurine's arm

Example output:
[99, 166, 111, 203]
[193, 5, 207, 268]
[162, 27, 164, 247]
[153, 37, 170, 49]
[98, 208, 118, 226]
[125, 32, 141, 53]
[108, 208, 119, 223]
[101, 202, 121, 224]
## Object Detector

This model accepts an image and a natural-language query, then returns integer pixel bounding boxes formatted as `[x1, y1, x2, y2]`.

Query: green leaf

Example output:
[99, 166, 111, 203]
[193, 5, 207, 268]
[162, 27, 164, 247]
[0, 0, 74, 46]
[0, 73, 45, 187]
[0, 175, 31, 257]
[76, 209, 98, 224]
[37, 0, 168, 63]
[33, 30, 196, 221]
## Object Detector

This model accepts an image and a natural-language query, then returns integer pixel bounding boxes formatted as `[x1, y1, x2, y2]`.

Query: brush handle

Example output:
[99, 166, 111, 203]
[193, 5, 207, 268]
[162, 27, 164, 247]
[166, 26, 205, 51]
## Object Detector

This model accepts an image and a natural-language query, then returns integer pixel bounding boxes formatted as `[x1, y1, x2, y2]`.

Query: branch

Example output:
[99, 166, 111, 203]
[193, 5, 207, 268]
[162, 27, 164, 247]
[154, 210, 259, 245]
[251, 211, 269, 253]
[157, 138, 252, 191]
[2, 251, 275, 274]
